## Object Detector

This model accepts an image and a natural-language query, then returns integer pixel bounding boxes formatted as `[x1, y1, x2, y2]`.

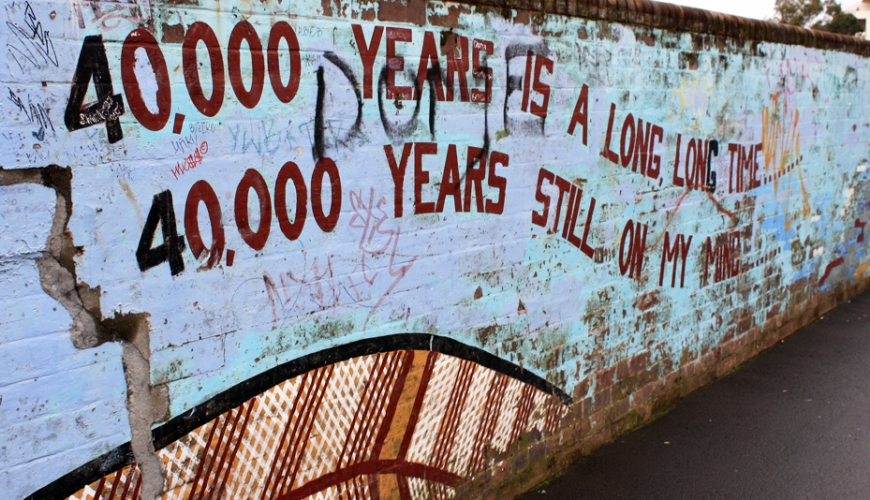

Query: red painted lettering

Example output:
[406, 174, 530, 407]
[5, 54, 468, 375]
[565, 186, 584, 248]
[228, 21, 265, 109]
[385, 143, 412, 218]
[414, 31, 445, 101]
[121, 29, 170, 131]
[436, 144, 462, 213]
[602, 103, 620, 164]
[648, 125, 663, 179]
[185, 180, 225, 267]
[728, 143, 738, 193]
[532, 168, 554, 228]
[444, 35, 469, 102]
[471, 39, 493, 103]
[352, 25, 383, 100]
[235, 169, 271, 250]
[183, 22, 225, 117]
[633, 119, 651, 175]
[672, 133, 685, 187]
[267, 22, 301, 104]
[311, 157, 342, 232]
[619, 113, 636, 168]
[530, 56, 553, 119]
[660, 232, 692, 288]
[685, 138, 697, 189]
[580, 197, 597, 259]
[521, 51, 533, 113]
[464, 147, 487, 213]
[566, 84, 589, 145]
[485, 151, 509, 215]
[386, 27, 412, 100]
[275, 161, 307, 240]
[414, 142, 437, 214]
[552, 176, 571, 234]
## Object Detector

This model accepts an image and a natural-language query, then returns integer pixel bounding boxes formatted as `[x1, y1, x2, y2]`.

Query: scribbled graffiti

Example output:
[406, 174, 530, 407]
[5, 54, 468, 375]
[75, 0, 152, 31]
[5, 2, 58, 70]
[265, 189, 415, 331]
[6, 88, 54, 141]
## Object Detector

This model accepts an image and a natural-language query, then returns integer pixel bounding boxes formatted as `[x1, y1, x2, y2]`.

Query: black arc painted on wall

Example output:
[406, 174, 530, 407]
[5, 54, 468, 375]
[25, 334, 571, 500]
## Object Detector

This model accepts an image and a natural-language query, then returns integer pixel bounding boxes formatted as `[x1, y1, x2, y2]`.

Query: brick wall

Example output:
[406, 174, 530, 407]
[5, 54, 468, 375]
[2, 0, 869, 498]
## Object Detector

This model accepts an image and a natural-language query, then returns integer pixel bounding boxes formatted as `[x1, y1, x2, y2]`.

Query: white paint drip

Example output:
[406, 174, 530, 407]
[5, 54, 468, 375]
[840, 187, 855, 217]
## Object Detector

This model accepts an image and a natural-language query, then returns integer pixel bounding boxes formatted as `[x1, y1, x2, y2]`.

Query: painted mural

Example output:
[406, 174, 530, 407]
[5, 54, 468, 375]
[49, 344, 566, 500]
[1, 0, 869, 498]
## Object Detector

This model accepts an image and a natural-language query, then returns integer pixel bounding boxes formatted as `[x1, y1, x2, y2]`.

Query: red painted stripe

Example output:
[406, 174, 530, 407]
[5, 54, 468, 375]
[92, 476, 107, 500]
[397, 475, 412, 500]
[197, 410, 235, 500]
[264, 368, 332, 499]
[469, 374, 508, 472]
[819, 257, 845, 286]
[432, 481, 450, 500]
[214, 400, 255, 498]
[278, 459, 462, 500]
[117, 465, 135, 500]
[106, 469, 122, 499]
[203, 406, 244, 500]
[398, 352, 438, 459]
[131, 474, 141, 500]
[353, 475, 364, 499]
[189, 411, 222, 500]
[372, 351, 415, 459]
[509, 385, 535, 443]
[335, 478, 345, 500]
[261, 373, 310, 500]
[338, 353, 390, 466]
[544, 396, 561, 435]
[282, 365, 334, 495]
[431, 360, 477, 469]
[367, 351, 415, 500]
[357, 354, 403, 458]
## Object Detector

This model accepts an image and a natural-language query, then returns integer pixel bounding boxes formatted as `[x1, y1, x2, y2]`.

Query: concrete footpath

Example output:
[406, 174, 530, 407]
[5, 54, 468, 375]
[519, 290, 870, 500]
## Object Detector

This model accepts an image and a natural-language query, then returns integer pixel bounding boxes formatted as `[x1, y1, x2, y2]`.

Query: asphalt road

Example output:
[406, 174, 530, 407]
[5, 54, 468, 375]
[519, 291, 870, 500]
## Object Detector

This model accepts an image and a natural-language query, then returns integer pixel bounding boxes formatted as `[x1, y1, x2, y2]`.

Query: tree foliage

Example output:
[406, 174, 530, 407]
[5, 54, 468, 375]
[774, 0, 865, 35]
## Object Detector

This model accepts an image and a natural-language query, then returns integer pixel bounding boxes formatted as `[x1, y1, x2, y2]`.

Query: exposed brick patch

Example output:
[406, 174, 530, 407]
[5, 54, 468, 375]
[572, 377, 591, 401]
[629, 352, 651, 373]
[595, 365, 617, 389]
[616, 359, 630, 380]
[460, 278, 870, 500]
[593, 386, 612, 410]
[377, 0, 427, 24]
[429, 4, 471, 27]
[445, 0, 870, 56]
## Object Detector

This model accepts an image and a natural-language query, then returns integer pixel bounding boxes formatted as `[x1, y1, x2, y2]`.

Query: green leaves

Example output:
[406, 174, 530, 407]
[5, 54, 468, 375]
[774, 0, 864, 36]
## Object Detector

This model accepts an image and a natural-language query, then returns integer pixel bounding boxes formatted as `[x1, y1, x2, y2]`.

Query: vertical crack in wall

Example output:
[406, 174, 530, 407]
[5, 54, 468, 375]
[0, 166, 168, 499]
[123, 322, 167, 500]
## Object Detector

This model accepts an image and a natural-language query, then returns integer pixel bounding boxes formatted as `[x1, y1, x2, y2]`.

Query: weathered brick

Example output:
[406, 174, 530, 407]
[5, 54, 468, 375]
[596, 365, 617, 390]
[594, 387, 613, 410]
[629, 352, 651, 373]
[616, 359, 631, 380]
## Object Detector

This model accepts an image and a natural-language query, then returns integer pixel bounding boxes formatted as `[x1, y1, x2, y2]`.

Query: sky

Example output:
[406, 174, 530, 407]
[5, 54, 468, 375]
[662, 0, 776, 21]
[663, 0, 862, 20]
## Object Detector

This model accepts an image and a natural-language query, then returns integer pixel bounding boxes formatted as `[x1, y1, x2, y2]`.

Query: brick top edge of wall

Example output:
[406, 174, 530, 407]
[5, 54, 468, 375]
[447, 0, 870, 55]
